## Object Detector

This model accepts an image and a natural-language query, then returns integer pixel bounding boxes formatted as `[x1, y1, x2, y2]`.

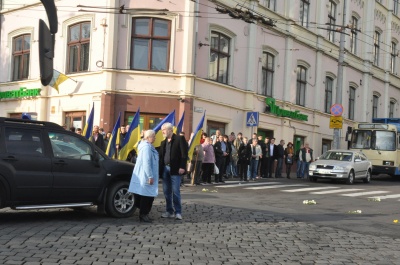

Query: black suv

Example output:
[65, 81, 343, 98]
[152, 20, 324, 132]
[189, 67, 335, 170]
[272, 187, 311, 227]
[0, 117, 135, 218]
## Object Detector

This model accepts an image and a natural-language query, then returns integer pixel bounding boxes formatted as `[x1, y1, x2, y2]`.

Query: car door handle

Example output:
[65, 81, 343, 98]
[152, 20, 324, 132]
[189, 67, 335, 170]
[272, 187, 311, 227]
[3, 156, 17, 161]
[54, 160, 67, 165]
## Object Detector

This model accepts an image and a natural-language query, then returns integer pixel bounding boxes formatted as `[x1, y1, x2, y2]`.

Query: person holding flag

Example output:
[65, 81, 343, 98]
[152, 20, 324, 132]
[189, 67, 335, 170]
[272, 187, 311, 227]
[82, 104, 94, 140]
[159, 122, 188, 221]
[105, 113, 121, 158]
[118, 108, 141, 162]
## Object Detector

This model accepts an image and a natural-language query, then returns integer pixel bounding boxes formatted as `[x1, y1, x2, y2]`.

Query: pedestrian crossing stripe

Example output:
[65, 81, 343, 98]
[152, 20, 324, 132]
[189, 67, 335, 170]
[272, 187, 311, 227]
[282, 186, 339, 192]
[340, 191, 390, 197]
[218, 182, 281, 188]
[310, 188, 364, 194]
[368, 194, 400, 199]
[245, 184, 308, 190]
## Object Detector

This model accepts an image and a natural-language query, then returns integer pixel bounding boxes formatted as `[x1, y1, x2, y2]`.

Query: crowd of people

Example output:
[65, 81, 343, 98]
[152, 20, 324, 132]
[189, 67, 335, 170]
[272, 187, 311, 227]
[187, 131, 314, 185]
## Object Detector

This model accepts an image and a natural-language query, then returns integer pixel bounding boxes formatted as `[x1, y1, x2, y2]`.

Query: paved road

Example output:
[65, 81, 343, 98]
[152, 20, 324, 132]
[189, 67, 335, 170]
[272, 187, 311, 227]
[0, 176, 399, 264]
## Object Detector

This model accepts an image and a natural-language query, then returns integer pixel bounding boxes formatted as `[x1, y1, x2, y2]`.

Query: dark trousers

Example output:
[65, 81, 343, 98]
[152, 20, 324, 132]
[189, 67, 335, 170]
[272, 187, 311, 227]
[238, 160, 248, 180]
[133, 194, 155, 216]
[260, 156, 268, 177]
[275, 157, 283, 178]
[285, 163, 293, 178]
[190, 160, 203, 184]
[216, 156, 226, 182]
[202, 163, 214, 183]
[267, 157, 275, 177]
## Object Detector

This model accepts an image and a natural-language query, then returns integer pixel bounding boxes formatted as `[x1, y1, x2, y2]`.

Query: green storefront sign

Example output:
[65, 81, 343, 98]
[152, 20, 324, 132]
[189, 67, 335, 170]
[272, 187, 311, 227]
[0, 87, 41, 99]
[265, 97, 308, 121]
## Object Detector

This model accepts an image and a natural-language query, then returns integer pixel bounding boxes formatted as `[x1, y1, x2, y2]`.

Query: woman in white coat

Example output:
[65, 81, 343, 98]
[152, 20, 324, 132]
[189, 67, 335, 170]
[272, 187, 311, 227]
[128, 130, 159, 222]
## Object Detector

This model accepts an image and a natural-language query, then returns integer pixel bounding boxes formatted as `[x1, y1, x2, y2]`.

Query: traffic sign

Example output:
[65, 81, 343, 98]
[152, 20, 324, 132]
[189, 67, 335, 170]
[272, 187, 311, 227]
[330, 104, 344, 117]
[329, 116, 343, 129]
[246, 112, 259, 127]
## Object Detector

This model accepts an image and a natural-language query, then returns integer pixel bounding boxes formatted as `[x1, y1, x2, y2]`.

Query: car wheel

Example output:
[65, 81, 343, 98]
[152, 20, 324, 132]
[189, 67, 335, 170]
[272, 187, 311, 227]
[346, 170, 355, 185]
[0, 184, 5, 208]
[105, 181, 135, 218]
[309, 177, 317, 182]
[363, 170, 371, 183]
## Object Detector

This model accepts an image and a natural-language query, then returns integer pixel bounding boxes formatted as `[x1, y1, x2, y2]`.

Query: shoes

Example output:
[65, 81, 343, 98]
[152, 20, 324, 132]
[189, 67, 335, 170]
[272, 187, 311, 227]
[139, 215, 152, 223]
[219, 180, 225, 183]
[161, 212, 175, 218]
[175, 213, 182, 220]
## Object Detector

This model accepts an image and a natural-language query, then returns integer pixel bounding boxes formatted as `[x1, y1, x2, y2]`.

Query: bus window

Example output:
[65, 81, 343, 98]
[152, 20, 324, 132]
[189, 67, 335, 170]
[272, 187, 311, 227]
[351, 130, 371, 149]
[374, 131, 396, 151]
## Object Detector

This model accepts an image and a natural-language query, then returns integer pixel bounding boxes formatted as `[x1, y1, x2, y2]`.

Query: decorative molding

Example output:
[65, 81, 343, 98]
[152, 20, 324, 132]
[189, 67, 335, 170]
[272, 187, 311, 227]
[375, 9, 386, 24]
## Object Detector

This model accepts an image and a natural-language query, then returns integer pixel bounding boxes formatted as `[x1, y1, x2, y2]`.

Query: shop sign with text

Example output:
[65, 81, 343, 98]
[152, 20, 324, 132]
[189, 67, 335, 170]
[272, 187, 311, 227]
[0, 87, 41, 99]
[265, 98, 308, 121]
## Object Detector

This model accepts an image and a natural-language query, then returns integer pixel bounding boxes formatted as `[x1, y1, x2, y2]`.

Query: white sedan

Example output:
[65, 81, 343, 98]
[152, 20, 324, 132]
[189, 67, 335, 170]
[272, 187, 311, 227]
[308, 150, 372, 184]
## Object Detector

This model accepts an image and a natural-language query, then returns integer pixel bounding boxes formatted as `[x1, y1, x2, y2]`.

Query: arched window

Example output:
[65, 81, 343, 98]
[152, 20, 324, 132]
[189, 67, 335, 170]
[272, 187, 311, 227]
[374, 31, 381, 66]
[372, 95, 379, 119]
[209, 31, 231, 84]
[262, 52, 274, 96]
[350, 16, 358, 54]
[389, 100, 396, 118]
[67, 22, 91, 73]
[296, 66, 307, 106]
[12, 34, 30, 80]
[348, 86, 356, 120]
[391, 41, 397, 73]
[300, 0, 310, 28]
[130, 18, 171, 71]
[327, 0, 337, 42]
[325, 77, 333, 113]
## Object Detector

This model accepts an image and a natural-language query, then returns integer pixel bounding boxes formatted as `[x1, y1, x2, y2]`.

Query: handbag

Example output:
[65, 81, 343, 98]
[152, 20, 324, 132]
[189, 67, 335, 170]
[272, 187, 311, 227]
[214, 163, 219, 174]
[286, 156, 293, 164]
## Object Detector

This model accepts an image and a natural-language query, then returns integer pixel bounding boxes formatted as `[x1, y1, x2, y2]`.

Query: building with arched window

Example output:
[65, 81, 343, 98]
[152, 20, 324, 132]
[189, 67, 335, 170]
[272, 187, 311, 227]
[1, 0, 400, 156]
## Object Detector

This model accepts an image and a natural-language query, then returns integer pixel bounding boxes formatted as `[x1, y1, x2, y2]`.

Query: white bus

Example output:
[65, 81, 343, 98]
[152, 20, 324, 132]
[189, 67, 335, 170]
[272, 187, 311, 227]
[349, 118, 400, 176]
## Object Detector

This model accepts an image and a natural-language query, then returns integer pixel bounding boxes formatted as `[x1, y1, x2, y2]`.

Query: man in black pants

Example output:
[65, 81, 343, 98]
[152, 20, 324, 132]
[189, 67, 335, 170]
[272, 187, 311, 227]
[266, 138, 277, 178]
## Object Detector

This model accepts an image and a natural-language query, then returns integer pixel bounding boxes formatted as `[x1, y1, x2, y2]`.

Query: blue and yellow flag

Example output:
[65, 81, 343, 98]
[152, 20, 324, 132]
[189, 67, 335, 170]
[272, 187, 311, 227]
[106, 112, 121, 158]
[82, 104, 94, 139]
[174, 111, 185, 134]
[188, 111, 205, 161]
[49, 69, 69, 93]
[118, 108, 141, 161]
[153, 110, 175, 148]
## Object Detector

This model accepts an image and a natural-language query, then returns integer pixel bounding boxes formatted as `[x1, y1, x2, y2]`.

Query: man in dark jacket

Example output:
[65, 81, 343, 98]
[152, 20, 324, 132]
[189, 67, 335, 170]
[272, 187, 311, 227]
[275, 139, 285, 178]
[159, 122, 188, 220]
[213, 135, 228, 183]
[266, 138, 277, 178]
[90, 125, 105, 152]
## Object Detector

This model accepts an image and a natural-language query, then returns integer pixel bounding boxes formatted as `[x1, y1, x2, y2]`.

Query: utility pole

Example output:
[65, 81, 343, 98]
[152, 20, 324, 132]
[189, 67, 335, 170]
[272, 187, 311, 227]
[332, 0, 347, 149]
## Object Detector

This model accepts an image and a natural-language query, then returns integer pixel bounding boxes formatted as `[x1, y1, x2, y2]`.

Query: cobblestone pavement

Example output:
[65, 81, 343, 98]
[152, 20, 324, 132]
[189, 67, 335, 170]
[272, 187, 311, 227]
[1, 198, 400, 265]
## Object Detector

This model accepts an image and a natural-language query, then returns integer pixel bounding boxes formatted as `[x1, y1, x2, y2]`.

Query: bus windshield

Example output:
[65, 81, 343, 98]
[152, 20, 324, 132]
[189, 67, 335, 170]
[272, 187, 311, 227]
[351, 130, 396, 151]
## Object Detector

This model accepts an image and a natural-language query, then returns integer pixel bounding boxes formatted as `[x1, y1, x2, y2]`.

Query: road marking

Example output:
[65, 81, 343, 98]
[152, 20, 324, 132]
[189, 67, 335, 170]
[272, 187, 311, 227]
[368, 194, 400, 199]
[282, 186, 339, 192]
[310, 188, 364, 194]
[218, 182, 282, 188]
[245, 184, 308, 190]
[341, 191, 390, 197]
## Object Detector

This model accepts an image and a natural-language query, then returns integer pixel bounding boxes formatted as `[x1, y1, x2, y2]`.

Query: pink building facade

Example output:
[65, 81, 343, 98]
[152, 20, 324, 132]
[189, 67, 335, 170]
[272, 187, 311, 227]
[1, 0, 400, 156]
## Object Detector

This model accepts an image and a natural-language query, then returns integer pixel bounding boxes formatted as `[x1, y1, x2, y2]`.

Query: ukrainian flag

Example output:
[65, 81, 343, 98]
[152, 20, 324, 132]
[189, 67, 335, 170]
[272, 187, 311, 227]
[82, 104, 94, 140]
[118, 108, 141, 161]
[49, 69, 69, 93]
[153, 110, 175, 148]
[188, 111, 206, 161]
[106, 112, 121, 158]
[174, 111, 185, 134]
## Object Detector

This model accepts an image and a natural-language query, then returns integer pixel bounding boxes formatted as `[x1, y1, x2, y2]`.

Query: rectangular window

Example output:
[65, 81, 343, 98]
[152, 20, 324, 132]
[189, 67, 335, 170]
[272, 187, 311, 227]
[389, 101, 395, 118]
[374, 31, 380, 66]
[325, 77, 333, 113]
[391, 42, 396, 73]
[348, 87, 356, 120]
[264, 0, 276, 10]
[296, 66, 307, 106]
[130, 18, 171, 71]
[209, 31, 231, 84]
[327, 0, 337, 42]
[394, 0, 399, 15]
[372, 95, 379, 119]
[262, 52, 274, 96]
[12, 34, 30, 81]
[350, 17, 358, 54]
[300, 0, 310, 28]
[67, 22, 90, 73]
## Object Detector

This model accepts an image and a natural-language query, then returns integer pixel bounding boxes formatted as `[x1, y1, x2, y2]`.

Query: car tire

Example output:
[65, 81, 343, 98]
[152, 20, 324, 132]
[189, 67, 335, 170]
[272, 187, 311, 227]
[346, 170, 355, 185]
[0, 184, 5, 208]
[105, 181, 135, 218]
[309, 177, 317, 182]
[363, 170, 371, 184]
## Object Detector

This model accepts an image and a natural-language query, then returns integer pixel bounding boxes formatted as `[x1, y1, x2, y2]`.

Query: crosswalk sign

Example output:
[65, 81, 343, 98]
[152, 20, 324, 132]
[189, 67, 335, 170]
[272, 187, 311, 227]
[246, 112, 259, 127]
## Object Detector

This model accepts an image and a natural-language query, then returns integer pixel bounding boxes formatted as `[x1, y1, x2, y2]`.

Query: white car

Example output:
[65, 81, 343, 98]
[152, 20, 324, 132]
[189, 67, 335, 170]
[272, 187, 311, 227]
[308, 150, 372, 184]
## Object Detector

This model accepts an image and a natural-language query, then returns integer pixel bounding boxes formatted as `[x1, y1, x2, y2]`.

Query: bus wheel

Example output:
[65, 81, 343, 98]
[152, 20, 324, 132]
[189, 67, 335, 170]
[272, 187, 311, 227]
[346, 170, 355, 185]
[363, 170, 371, 183]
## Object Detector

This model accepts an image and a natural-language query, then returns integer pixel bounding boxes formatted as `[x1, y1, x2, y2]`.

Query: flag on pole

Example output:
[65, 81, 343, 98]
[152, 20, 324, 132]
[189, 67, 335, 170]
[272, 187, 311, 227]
[188, 111, 206, 161]
[82, 104, 94, 140]
[49, 69, 69, 93]
[153, 110, 175, 148]
[118, 108, 141, 161]
[174, 111, 185, 134]
[106, 112, 121, 158]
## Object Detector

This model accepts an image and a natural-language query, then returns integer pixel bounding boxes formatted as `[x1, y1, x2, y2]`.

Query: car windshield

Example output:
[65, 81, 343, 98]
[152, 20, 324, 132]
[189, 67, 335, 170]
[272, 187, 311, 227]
[320, 151, 353, 161]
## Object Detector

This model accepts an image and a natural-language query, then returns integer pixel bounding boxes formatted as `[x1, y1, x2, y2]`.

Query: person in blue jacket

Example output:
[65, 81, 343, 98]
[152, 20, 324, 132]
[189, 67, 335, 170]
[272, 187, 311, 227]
[128, 129, 159, 223]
